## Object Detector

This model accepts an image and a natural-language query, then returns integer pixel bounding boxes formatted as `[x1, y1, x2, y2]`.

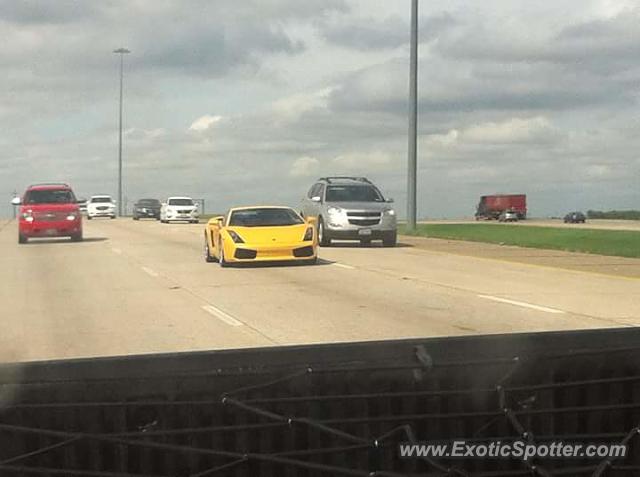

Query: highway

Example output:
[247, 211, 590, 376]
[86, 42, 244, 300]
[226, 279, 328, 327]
[1, 218, 638, 362]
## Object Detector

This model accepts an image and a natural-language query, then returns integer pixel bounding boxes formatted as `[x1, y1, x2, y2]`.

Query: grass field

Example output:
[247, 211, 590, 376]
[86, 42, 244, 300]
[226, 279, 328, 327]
[400, 223, 640, 258]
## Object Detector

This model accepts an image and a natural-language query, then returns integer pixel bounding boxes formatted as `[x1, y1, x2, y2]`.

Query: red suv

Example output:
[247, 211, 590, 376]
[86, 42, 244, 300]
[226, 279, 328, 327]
[12, 183, 83, 244]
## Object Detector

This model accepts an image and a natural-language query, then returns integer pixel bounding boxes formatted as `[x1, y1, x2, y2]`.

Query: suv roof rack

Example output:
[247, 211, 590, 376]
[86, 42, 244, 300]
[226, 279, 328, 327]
[318, 176, 372, 184]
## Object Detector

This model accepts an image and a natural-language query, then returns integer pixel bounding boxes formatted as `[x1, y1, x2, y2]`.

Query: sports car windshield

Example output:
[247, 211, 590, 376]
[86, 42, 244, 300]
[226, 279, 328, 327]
[25, 189, 75, 204]
[229, 208, 304, 227]
[325, 185, 384, 202]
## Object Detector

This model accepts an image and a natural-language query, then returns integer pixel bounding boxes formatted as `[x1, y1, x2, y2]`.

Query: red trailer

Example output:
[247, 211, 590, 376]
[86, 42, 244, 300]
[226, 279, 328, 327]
[476, 194, 527, 220]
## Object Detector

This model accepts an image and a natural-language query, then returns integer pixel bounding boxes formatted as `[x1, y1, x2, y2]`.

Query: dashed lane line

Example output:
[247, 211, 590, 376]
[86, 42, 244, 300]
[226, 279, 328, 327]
[202, 305, 244, 327]
[477, 294, 566, 314]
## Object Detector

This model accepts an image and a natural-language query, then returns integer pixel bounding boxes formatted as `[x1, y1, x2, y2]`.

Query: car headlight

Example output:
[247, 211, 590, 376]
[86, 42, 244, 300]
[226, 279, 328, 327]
[384, 208, 396, 216]
[227, 230, 245, 244]
[327, 207, 343, 216]
[66, 214, 77, 221]
[23, 211, 34, 222]
[303, 227, 314, 241]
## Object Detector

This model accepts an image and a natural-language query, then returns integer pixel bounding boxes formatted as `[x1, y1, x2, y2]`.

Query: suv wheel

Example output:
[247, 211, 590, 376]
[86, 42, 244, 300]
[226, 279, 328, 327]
[18, 234, 27, 244]
[382, 231, 397, 248]
[318, 218, 331, 247]
[70, 232, 83, 242]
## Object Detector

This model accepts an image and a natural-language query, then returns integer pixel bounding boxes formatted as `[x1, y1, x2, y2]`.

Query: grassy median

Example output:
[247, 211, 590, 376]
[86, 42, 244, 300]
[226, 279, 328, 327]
[400, 224, 640, 258]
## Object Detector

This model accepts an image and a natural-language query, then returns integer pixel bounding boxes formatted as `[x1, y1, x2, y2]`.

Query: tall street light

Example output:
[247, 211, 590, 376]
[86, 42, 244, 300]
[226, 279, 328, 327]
[114, 47, 130, 217]
[406, 0, 419, 230]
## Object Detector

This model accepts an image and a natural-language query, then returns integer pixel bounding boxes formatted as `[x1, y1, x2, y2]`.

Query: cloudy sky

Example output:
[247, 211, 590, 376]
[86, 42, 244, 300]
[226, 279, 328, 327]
[2, 0, 640, 218]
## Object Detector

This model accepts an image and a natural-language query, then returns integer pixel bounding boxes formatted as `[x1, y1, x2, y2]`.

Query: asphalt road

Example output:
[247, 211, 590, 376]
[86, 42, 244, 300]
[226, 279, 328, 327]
[1, 218, 638, 362]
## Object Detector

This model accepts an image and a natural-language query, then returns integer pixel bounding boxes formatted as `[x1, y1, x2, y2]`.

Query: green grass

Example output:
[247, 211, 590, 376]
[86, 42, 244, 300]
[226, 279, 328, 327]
[399, 224, 640, 258]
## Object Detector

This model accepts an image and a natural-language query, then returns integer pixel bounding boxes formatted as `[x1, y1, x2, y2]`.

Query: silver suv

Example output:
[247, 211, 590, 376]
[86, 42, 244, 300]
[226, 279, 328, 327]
[300, 177, 397, 247]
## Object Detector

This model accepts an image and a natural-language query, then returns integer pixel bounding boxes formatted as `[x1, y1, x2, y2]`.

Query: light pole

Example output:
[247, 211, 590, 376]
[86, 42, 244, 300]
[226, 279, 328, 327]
[406, 0, 419, 230]
[114, 47, 130, 217]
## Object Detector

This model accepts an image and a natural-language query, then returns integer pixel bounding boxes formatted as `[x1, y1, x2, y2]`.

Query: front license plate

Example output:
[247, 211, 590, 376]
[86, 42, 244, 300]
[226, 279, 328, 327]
[358, 228, 372, 236]
[45, 229, 57, 236]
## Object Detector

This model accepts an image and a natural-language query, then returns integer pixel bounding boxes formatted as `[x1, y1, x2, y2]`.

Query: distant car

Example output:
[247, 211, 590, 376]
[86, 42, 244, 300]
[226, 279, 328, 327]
[498, 209, 519, 222]
[87, 195, 116, 219]
[11, 183, 83, 243]
[204, 206, 317, 266]
[133, 198, 161, 220]
[564, 212, 586, 223]
[77, 198, 88, 215]
[160, 197, 199, 223]
[299, 177, 397, 247]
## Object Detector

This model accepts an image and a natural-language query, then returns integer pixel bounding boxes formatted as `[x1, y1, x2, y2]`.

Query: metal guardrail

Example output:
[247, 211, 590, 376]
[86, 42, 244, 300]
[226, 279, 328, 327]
[1, 328, 639, 476]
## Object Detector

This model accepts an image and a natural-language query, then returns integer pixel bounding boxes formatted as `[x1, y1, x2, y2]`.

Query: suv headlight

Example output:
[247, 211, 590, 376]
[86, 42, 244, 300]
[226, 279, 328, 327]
[22, 211, 34, 222]
[383, 208, 396, 216]
[327, 207, 343, 216]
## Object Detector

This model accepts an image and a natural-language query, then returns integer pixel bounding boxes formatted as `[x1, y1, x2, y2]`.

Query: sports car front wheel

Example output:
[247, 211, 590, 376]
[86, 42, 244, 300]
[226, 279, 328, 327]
[219, 245, 230, 268]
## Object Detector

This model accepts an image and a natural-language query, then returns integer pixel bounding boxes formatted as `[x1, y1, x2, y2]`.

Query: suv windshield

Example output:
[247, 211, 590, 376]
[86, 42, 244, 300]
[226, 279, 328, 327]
[229, 208, 303, 227]
[138, 199, 160, 206]
[325, 185, 384, 202]
[91, 197, 113, 203]
[168, 199, 193, 206]
[25, 189, 75, 204]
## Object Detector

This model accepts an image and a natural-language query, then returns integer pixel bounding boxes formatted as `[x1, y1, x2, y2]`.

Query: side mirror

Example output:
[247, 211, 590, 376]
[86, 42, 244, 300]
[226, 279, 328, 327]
[311, 196, 321, 203]
[11, 197, 21, 206]
[386, 197, 394, 203]
[208, 215, 224, 225]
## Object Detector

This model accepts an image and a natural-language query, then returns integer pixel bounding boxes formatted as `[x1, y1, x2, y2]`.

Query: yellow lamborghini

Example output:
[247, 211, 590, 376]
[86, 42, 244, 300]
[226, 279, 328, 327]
[204, 206, 318, 266]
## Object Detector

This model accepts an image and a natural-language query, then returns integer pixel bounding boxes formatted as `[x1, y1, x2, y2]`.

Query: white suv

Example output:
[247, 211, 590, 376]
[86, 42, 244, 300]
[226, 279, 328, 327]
[87, 195, 116, 220]
[160, 197, 199, 223]
[300, 177, 397, 247]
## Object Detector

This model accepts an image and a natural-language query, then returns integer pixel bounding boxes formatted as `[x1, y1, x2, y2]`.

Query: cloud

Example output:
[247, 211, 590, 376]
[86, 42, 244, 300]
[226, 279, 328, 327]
[435, 6, 640, 70]
[271, 88, 332, 123]
[331, 152, 394, 172]
[321, 12, 457, 50]
[2, 1, 640, 219]
[289, 156, 320, 177]
[189, 115, 223, 132]
[462, 117, 561, 144]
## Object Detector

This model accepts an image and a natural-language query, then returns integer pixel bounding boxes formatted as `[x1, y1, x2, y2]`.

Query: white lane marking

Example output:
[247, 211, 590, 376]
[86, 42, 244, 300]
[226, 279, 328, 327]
[111, 247, 122, 255]
[202, 305, 243, 327]
[332, 263, 355, 270]
[141, 266, 159, 278]
[477, 295, 566, 314]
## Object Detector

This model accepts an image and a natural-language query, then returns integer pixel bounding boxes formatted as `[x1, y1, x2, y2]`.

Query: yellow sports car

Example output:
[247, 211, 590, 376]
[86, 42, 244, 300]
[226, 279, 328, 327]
[204, 206, 318, 266]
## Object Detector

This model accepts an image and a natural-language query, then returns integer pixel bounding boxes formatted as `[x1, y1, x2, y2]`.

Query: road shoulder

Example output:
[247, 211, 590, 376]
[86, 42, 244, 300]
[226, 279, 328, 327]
[400, 235, 640, 279]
